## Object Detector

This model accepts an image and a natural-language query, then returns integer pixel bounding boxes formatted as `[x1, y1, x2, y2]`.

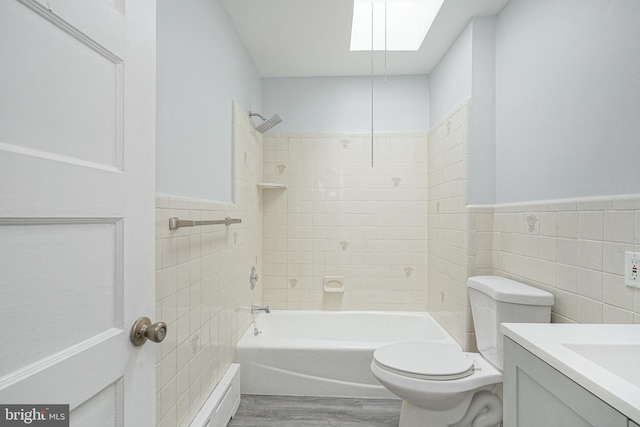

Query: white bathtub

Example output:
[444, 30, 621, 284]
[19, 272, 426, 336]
[236, 310, 457, 398]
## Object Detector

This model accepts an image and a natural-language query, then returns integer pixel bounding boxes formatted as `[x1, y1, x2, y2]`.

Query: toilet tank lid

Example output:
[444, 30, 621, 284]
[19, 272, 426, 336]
[468, 276, 554, 306]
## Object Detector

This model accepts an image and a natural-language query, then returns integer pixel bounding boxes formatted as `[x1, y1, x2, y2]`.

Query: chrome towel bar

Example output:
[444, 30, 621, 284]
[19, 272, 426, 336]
[169, 217, 241, 230]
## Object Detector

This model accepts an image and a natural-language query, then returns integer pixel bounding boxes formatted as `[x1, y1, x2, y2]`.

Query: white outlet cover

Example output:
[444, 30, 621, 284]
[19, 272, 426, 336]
[624, 251, 640, 288]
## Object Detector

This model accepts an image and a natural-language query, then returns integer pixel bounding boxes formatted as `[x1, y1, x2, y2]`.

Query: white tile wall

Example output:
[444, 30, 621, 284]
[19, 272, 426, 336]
[261, 132, 428, 311]
[155, 102, 263, 427]
[427, 100, 491, 350]
[492, 195, 640, 325]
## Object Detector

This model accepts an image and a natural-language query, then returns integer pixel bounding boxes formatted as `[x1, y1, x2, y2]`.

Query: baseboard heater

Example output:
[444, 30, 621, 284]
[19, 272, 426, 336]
[190, 363, 241, 427]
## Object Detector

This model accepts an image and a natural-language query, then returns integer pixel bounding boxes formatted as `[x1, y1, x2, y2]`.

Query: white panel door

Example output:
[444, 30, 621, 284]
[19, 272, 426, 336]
[0, 0, 156, 425]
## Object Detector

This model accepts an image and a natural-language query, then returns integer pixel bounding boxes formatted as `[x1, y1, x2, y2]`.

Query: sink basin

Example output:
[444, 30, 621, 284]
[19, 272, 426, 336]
[563, 343, 640, 387]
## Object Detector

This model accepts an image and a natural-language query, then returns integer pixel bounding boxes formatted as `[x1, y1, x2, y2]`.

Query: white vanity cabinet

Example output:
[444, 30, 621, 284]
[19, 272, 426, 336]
[503, 337, 631, 427]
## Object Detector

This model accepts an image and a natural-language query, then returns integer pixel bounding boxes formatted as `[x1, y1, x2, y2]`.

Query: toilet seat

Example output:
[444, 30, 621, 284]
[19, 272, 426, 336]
[373, 342, 475, 381]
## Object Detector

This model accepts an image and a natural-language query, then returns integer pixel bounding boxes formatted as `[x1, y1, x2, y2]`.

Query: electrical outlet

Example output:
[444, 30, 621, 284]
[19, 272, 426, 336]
[625, 251, 640, 287]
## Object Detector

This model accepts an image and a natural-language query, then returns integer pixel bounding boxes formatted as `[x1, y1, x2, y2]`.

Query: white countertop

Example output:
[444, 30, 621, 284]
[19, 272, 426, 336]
[501, 323, 640, 423]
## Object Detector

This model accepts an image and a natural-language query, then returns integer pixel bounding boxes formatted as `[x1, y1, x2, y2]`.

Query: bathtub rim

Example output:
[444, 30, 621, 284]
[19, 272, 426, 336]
[237, 310, 459, 350]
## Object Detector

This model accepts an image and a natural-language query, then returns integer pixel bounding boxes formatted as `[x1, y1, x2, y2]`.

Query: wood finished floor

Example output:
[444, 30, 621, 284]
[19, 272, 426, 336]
[228, 395, 402, 427]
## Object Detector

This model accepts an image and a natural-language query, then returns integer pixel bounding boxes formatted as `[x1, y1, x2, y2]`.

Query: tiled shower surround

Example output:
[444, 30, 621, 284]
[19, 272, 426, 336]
[154, 103, 263, 427]
[260, 133, 429, 311]
[154, 99, 640, 426]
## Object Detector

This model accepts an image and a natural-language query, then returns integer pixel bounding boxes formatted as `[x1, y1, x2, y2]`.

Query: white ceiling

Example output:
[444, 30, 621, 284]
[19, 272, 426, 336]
[221, 0, 510, 77]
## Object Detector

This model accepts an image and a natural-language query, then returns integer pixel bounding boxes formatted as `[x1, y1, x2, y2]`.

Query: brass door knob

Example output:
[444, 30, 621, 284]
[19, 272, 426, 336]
[130, 317, 167, 346]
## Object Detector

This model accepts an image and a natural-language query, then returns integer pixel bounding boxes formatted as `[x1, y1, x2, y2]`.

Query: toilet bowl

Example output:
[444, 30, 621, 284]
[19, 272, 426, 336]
[371, 276, 555, 427]
[371, 343, 502, 427]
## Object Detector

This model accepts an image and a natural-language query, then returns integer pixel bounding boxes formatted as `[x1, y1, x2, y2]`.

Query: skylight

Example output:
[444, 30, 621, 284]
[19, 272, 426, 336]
[350, 0, 445, 51]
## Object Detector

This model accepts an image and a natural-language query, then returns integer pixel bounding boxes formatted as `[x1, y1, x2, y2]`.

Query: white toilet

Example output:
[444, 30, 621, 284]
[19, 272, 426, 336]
[371, 276, 554, 427]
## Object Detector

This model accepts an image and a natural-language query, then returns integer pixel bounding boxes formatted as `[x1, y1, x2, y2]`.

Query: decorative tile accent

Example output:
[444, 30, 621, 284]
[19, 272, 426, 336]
[288, 278, 298, 288]
[277, 163, 287, 174]
[190, 334, 199, 354]
[392, 177, 402, 187]
[262, 132, 428, 314]
[404, 266, 414, 277]
[526, 214, 538, 233]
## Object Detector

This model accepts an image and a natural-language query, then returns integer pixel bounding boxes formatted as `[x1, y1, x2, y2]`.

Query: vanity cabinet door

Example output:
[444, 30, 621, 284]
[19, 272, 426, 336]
[503, 337, 627, 427]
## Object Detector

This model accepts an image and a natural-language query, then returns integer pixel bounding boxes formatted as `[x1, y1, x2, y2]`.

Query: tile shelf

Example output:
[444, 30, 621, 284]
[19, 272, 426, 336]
[257, 183, 287, 190]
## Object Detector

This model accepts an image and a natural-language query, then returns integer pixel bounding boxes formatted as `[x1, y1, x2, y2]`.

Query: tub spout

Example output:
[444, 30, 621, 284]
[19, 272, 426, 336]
[251, 304, 270, 314]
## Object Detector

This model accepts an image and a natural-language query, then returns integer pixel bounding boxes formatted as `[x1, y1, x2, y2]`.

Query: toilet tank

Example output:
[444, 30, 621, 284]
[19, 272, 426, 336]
[468, 276, 554, 370]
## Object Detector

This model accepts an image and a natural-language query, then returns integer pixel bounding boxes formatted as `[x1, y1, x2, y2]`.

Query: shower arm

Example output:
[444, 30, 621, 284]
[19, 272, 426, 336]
[249, 111, 267, 121]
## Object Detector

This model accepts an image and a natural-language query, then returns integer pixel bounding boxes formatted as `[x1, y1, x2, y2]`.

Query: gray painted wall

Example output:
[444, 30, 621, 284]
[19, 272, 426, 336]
[155, 0, 640, 204]
[156, 0, 262, 202]
[468, 17, 497, 205]
[428, 23, 472, 127]
[262, 75, 429, 133]
[428, 19, 496, 205]
[495, 0, 640, 203]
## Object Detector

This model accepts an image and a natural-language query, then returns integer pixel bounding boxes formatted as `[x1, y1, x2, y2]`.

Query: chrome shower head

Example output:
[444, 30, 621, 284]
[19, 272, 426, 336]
[249, 111, 282, 134]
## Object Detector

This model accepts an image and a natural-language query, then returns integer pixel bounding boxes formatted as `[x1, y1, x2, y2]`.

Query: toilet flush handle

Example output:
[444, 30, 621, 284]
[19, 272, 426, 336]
[130, 317, 168, 346]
